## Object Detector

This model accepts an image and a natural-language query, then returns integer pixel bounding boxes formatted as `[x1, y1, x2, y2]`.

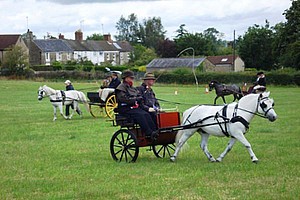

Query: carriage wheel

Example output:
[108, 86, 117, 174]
[105, 94, 118, 119]
[152, 143, 176, 158]
[110, 129, 139, 163]
[89, 104, 104, 118]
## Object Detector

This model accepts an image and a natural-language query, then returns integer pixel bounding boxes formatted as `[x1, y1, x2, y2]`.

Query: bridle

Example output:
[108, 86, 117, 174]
[38, 88, 56, 99]
[38, 88, 46, 100]
[236, 96, 274, 119]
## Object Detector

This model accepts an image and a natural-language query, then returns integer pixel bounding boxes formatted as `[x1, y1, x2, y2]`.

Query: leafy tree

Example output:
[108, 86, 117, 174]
[115, 13, 139, 44]
[237, 21, 275, 70]
[277, 0, 300, 69]
[130, 44, 157, 66]
[175, 24, 188, 38]
[174, 32, 207, 56]
[139, 17, 166, 51]
[156, 39, 178, 58]
[2, 45, 28, 75]
[86, 33, 104, 40]
[174, 26, 228, 57]
[203, 27, 225, 55]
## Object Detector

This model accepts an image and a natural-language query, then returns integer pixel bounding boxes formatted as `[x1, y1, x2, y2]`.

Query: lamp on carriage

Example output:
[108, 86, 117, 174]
[177, 47, 198, 90]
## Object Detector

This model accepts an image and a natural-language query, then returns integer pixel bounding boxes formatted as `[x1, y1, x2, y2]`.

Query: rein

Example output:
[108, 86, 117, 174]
[236, 96, 273, 119]
[39, 89, 80, 102]
[156, 98, 196, 106]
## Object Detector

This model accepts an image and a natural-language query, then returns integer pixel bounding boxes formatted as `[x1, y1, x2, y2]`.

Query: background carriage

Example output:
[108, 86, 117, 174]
[87, 88, 118, 119]
[110, 111, 181, 162]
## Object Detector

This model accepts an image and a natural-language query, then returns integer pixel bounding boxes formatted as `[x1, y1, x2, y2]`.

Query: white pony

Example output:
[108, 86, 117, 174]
[170, 91, 277, 163]
[38, 85, 89, 121]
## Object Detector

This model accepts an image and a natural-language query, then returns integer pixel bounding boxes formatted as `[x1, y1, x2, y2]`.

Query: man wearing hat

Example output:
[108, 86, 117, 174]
[137, 72, 160, 128]
[115, 70, 158, 140]
[108, 72, 121, 89]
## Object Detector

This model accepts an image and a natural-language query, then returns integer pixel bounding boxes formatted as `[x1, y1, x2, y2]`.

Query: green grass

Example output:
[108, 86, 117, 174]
[0, 79, 299, 199]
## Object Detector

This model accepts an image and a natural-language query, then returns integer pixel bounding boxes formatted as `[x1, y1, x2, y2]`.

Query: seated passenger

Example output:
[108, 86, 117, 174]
[137, 72, 160, 128]
[108, 72, 121, 89]
[248, 71, 267, 93]
[115, 70, 158, 139]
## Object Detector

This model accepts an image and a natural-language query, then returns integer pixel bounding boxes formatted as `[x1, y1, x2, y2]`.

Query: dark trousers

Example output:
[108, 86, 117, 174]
[126, 108, 157, 136]
[149, 112, 158, 129]
[65, 104, 73, 116]
[66, 104, 80, 116]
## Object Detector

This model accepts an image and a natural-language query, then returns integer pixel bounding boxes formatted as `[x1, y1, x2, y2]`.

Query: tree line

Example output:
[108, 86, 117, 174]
[1, 0, 298, 76]
[103, 0, 298, 71]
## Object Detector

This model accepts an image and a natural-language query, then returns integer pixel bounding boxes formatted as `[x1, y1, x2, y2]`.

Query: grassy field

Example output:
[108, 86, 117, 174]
[0, 79, 299, 200]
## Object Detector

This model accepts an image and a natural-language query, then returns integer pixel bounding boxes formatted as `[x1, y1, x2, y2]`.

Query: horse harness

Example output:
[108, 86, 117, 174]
[181, 95, 273, 137]
[182, 103, 250, 138]
[41, 89, 77, 105]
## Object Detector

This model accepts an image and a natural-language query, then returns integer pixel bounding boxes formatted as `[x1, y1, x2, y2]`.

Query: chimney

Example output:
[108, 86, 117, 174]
[26, 29, 34, 41]
[75, 30, 83, 41]
[103, 34, 113, 43]
[59, 33, 65, 39]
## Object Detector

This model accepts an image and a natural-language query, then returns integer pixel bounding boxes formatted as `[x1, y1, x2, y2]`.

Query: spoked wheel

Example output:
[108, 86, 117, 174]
[89, 104, 104, 118]
[110, 129, 139, 162]
[105, 94, 118, 119]
[152, 143, 176, 158]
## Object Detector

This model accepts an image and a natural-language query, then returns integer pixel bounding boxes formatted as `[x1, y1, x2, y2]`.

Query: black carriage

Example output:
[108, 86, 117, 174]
[87, 90, 117, 119]
[110, 111, 181, 162]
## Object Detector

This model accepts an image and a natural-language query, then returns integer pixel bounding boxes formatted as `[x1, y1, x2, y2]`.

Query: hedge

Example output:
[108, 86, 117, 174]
[154, 71, 300, 86]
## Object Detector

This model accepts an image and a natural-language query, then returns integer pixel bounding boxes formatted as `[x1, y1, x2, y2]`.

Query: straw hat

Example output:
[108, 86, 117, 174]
[142, 72, 156, 80]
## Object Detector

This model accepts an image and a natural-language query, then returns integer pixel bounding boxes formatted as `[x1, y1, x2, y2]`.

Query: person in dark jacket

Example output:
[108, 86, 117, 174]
[108, 72, 121, 89]
[249, 72, 267, 93]
[65, 80, 74, 116]
[115, 70, 157, 139]
[137, 72, 160, 128]
[64, 80, 80, 116]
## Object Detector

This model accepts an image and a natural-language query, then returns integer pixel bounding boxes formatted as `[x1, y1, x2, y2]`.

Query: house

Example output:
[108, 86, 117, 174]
[203, 55, 245, 72]
[0, 34, 29, 65]
[24, 29, 133, 66]
[33, 39, 73, 66]
[147, 58, 206, 72]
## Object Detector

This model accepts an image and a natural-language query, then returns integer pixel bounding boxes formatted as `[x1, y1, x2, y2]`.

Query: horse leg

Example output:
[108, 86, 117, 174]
[221, 96, 226, 104]
[214, 96, 218, 105]
[233, 94, 237, 102]
[170, 129, 194, 162]
[59, 104, 68, 120]
[53, 106, 57, 121]
[233, 133, 258, 163]
[199, 133, 216, 162]
[75, 102, 82, 117]
[77, 108, 82, 118]
[216, 138, 236, 162]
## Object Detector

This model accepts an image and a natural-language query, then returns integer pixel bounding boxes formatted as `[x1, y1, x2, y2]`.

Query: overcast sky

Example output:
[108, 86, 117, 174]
[1, 0, 292, 41]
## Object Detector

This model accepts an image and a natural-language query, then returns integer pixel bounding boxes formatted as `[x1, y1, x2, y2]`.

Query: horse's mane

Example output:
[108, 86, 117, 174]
[210, 80, 220, 84]
[43, 85, 56, 94]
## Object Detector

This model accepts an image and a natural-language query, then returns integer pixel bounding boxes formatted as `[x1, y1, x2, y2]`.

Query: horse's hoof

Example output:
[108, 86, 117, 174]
[252, 160, 259, 164]
[170, 156, 176, 162]
[216, 158, 222, 162]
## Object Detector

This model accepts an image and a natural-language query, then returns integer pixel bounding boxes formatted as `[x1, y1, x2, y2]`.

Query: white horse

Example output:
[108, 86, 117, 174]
[170, 91, 277, 163]
[38, 85, 89, 121]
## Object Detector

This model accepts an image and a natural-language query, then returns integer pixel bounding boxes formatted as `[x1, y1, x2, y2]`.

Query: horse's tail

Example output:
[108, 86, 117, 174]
[77, 91, 90, 112]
